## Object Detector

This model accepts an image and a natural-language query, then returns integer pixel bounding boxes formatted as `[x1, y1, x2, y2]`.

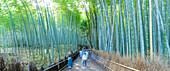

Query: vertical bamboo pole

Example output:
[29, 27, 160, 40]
[119, 0, 125, 57]
[149, 0, 153, 61]
[1, 24, 3, 53]
[113, 0, 119, 54]
[137, 0, 145, 59]
[167, 0, 170, 67]
[132, 0, 138, 59]
[155, 0, 163, 62]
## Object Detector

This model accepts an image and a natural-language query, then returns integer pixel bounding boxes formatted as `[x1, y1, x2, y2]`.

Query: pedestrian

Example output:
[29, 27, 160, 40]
[67, 54, 73, 69]
[80, 48, 85, 58]
[83, 46, 86, 50]
[68, 51, 72, 56]
[82, 50, 88, 68]
[79, 50, 83, 58]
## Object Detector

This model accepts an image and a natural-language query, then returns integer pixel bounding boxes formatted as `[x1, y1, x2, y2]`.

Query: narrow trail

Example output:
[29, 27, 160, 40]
[63, 57, 104, 71]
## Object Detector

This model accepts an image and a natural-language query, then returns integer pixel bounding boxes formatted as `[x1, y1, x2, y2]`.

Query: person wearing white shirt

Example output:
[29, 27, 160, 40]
[82, 50, 88, 68]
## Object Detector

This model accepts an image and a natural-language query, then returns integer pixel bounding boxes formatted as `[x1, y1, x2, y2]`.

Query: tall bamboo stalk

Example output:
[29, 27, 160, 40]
[149, 0, 153, 61]
[119, 0, 125, 57]
[113, 0, 119, 54]
[137, 0, 145, 59]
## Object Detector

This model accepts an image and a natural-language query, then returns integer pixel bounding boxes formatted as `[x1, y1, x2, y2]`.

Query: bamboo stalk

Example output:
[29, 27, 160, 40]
[137, 0, 145, 59]
[149, 0, 153, 61]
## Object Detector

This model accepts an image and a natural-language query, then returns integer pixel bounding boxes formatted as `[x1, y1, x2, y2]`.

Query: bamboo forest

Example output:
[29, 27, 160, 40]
[0, 0, 169, 71]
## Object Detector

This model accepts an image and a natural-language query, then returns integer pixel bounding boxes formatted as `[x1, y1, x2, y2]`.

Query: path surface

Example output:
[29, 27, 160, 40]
[63, 58, 104, 71]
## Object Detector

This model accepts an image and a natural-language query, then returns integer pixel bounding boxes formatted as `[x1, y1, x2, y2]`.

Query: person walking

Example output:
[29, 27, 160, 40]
[80, 48, 85, 58]
[82, 50, 88, 68]
[67, 51, 73, 69]
[79, 50, 83, 58]
[67, 55, 73, 68]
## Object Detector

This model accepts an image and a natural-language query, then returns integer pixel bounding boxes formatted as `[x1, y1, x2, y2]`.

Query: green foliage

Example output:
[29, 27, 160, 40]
[0, 0, 87, 69]
[0, 0, 169, 69]
[85, 0, 169, 67]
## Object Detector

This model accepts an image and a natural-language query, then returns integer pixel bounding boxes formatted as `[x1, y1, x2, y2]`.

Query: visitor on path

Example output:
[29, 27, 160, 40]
[68, 51, 73, 69]
[79, 49, 85, 58]
[79, 50, 83, 58]
[82, 50, 88, 68]
[67, 55, 73, 68]
[83, 46, 86, 50]
[68, 51, 73, 59]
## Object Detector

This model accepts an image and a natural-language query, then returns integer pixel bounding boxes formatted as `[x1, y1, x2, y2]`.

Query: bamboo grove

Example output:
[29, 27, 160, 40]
[0, 0, 170, 69]
[0, 0, 87, 68]
[85, 0, 169, 66]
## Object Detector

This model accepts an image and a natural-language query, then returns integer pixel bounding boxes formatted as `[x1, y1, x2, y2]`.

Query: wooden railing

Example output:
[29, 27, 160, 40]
[91, 53, 140, 71]
[43, 51, 79, 71]
[91, 57, 113, 71]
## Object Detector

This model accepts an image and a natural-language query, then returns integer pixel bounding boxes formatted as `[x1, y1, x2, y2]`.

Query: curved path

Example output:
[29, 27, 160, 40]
[63, 58, 104, 71]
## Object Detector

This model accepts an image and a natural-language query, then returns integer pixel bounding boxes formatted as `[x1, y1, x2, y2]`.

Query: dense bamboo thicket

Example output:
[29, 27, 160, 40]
[84, 0, 169, 67]
[0, 0, 170, 70]
[0, 0, 88, 69]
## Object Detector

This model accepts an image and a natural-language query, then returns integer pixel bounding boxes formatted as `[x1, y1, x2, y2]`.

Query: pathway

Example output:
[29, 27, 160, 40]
[63, 57, 104, 71]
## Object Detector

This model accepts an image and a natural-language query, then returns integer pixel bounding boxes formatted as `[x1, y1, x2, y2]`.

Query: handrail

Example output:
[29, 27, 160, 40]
[43, 58, 70, 71]
[43, 51, 79, 71]
[106, 60, 140, 71]
[100, 56, 140, 71]
[58, 52, 79, 71]
[59, 56, 79, 71]
[59, 64, 67, 71]
[91, 57, 113, 71]
[92, 53, 140, 71]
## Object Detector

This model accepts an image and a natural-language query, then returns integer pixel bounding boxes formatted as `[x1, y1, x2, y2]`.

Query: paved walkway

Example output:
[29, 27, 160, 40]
[63, 58, 104, 71]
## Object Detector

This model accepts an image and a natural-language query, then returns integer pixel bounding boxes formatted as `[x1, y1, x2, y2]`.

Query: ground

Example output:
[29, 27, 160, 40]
[64, 58, 104, 71]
